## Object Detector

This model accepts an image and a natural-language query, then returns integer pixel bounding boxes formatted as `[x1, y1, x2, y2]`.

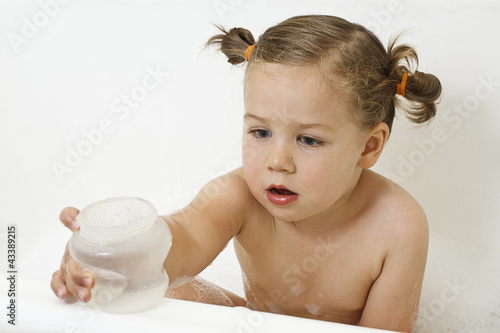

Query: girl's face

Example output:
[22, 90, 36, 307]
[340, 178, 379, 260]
[242, 63, 367, 226]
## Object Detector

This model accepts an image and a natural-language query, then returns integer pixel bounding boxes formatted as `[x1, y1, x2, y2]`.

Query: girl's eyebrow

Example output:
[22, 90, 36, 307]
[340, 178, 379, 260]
[244, 113, 334, 131]
[243, 113, 266, 122]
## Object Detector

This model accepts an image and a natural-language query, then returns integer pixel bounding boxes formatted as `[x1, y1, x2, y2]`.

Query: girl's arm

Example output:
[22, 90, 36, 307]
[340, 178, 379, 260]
[358, 199, 429, 333]
[161, 169, 253, 284]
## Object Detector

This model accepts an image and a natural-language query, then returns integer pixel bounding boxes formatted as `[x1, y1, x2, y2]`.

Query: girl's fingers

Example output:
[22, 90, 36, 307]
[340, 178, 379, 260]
[56, 243, 95, 303]
[63, 271, 91, 303]
[66, 255, 95, 290]
[59, 258, 93, 303]
[50, 270, 69, 299]
[54, 206, 92, 303]
[59, 207, 80, 231]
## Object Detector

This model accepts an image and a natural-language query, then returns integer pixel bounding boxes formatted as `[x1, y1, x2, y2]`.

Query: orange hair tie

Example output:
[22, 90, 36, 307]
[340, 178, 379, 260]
[244, 44, 255, 61]
[397, 72, 409, 96]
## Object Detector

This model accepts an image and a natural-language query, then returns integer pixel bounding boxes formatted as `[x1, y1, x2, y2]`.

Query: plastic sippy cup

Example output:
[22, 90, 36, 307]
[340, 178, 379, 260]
[69, 197, 172, 313]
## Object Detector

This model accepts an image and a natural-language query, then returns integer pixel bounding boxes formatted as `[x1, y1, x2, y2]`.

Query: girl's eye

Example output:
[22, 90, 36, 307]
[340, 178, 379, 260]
[299, 136, 324, 147]
[250, 129, 271, 139]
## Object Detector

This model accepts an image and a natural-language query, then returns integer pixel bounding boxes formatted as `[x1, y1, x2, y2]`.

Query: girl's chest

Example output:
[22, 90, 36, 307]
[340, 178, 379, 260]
[235, 222, 385, 320]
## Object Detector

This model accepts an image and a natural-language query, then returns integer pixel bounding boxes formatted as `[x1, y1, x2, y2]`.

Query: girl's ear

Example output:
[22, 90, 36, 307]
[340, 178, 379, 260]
[357, 122, 390, 169]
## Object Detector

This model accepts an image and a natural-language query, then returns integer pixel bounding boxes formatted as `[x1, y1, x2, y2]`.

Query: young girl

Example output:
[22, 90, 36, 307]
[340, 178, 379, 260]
[51, 15, 441, 332]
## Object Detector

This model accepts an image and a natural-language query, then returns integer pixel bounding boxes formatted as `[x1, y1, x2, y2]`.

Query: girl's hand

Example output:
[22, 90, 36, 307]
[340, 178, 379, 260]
[50, 207, 95, 302]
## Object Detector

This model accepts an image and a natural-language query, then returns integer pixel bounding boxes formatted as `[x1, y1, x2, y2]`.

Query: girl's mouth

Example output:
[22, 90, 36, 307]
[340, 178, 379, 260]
[266, 185, 298, 205]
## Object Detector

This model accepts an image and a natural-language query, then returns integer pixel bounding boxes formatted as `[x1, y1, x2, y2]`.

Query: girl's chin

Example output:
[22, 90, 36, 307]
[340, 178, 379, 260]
[264, 206, 306, 223]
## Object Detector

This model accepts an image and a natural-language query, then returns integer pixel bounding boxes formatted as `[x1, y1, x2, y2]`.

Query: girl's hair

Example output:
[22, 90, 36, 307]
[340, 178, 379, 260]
[206, 15, 442, 132]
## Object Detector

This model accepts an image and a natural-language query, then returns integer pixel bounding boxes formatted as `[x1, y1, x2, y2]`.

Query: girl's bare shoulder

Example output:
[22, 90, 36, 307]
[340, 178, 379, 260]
[215, 167, 263, 215]
[361, 169, 428, 240]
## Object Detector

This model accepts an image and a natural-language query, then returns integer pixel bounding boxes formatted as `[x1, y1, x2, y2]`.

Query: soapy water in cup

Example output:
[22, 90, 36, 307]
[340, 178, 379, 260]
[89, 268, 169, 313]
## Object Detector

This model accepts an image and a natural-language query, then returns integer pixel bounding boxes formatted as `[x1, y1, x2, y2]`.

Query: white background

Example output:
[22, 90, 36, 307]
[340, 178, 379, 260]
[0, 0, 499, 332]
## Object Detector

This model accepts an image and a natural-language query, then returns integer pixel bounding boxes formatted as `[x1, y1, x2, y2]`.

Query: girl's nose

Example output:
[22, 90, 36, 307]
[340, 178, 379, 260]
[265, 142, 296, 174]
